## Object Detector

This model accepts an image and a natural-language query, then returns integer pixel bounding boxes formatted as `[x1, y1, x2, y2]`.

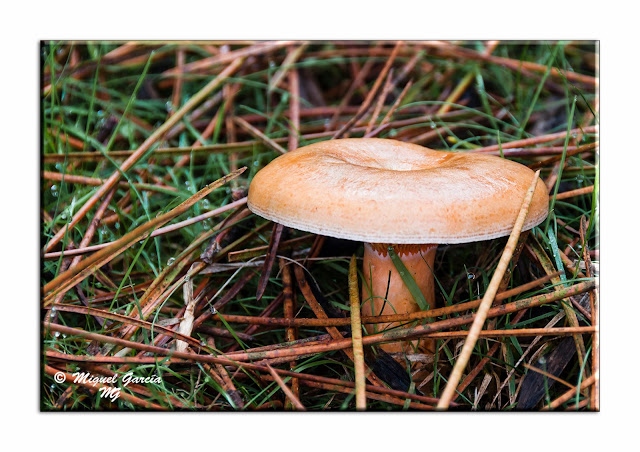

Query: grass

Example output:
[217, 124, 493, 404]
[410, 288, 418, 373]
[41, 40, 598, 411]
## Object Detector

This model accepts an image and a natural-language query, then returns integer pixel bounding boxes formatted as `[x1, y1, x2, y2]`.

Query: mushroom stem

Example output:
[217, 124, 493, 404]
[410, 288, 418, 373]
[361, 243, 437, 355]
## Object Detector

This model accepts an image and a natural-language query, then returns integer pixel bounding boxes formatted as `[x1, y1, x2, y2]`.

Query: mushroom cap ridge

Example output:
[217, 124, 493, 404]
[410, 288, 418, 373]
[247, 138, 549, 244]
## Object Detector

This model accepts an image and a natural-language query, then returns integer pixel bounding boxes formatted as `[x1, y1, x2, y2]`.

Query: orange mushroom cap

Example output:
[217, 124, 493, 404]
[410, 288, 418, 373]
[248, 138, 549, 244]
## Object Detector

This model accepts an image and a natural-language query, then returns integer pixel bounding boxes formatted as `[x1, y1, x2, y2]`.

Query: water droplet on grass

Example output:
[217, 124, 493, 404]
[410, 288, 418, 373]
[167, 257, 176, 266]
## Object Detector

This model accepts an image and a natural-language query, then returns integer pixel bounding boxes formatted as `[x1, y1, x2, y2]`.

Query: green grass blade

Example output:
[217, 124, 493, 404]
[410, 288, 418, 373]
[387, 246, 429, 311]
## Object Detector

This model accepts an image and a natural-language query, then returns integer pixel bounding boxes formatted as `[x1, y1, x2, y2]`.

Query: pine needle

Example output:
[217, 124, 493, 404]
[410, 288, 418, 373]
[437, 170, 542, 409]
[349, 254, 366, 410]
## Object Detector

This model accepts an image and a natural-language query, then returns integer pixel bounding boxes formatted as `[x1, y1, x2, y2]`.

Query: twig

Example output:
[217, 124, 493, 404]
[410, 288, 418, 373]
[299, 380, 433, 411]
[227, 234, 314, 262]
[523, 363, 579, 392]
[348, 255, 366, 410]
[280, 257, 299, 409]
[364, 79, 413, 138]
[205, 337, 245, 409]
[541, 375, 596, 410]
[326, 57, 376, 131]
[48, 303, 203, 348]
[196, 325, 255, 342]
[227, 293, 284, 353]
[162, 41, 293, 76]
[420, 41, 597, 86]
[554, 185, 594, 201]
[436, 40, 499, 115]
[528, 142, 598, 170]
[288, 64, 301, 151]
[234, 116, 287, 155]
[265, 364, 306, 411]
[419, 326, 594, 339]
[256, 223, 284, 301]
[364, 68, 395, 136]
[213, 271, 562, 328]
[471, 126, 597, 154]
[581, 216, 599, 410]
[437, 170, 542, 410]
[169, 46, 185, 117]
[333, 41, 403, 139]
[269, 43, 309, 92]
[42, 171, 178, 194]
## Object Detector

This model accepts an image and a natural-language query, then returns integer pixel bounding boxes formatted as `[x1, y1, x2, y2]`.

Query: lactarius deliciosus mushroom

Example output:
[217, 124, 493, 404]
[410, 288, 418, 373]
[247, 138, 549, 354]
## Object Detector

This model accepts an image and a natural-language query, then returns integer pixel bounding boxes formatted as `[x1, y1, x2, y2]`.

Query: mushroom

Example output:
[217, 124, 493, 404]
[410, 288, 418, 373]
[247, 138, 549, 355]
